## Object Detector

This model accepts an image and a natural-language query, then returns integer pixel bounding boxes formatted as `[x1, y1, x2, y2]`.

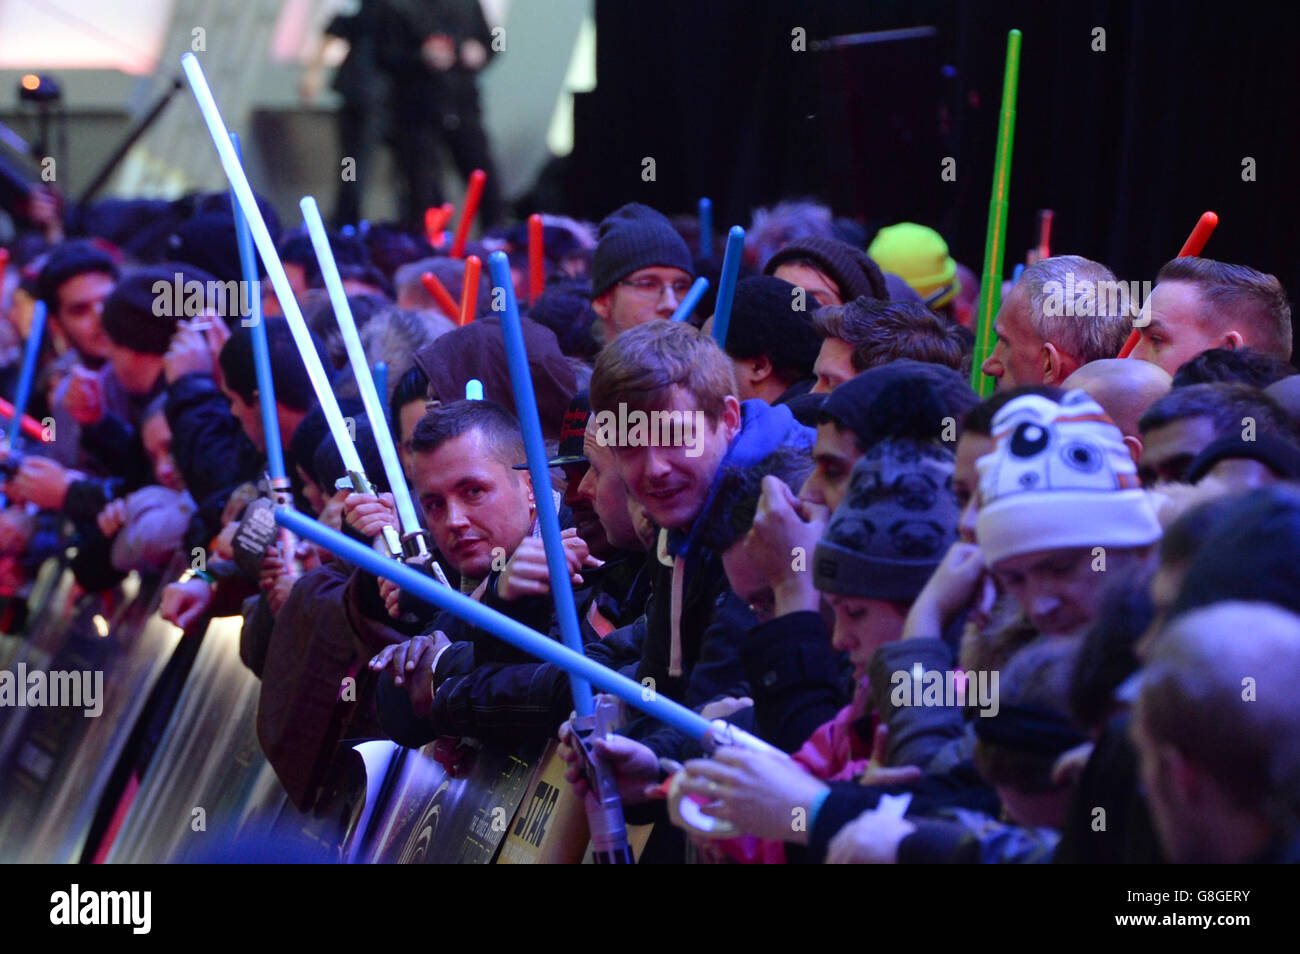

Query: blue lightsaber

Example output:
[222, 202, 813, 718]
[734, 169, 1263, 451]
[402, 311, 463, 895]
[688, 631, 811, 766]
[300, 197, 416, 548]
[181, 53, 362, 479]
[698, 197, 714, 259]
[670, 276, 709, 323]
[373, 361, 388, 411]
[228, 133, 283, 482]
[488, 251, 592, 714]
[710, 225, 745, 348]
[275, 507, 711, 739]
[7, 301, 45, 448]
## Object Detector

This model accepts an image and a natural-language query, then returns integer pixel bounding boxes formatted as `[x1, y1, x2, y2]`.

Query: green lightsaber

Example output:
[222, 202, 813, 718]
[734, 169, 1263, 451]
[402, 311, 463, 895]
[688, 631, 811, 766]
[970, 29, 1022, 397]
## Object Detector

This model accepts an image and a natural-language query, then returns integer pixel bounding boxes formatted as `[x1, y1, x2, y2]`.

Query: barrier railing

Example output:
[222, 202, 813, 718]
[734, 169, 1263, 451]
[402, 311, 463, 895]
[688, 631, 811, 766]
[0, 548, 660, 862]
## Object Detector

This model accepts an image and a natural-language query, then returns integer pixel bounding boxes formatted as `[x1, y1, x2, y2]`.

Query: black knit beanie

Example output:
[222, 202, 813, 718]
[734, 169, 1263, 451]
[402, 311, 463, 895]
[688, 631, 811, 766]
[763, 236, 889, 302]
[723, 275, 821, 381]
[591, 202, 693, 296]
[102, 263, 219, 355]
[813, 437, 959, 601]
[821, 359, 978, 450]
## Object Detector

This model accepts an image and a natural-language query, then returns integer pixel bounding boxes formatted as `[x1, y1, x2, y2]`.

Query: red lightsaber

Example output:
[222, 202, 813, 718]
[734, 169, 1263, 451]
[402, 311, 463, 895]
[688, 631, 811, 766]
[424, 203, 454, 247]
[528, 214, 545, 304]
[1036, 209, 1053, 261]
[420, 271, 461, 322]
[1118, 210, 1219, 357]
[0, 397, 50, 443]
[461, 255, 481, 326]
[449, 169, 486, 259]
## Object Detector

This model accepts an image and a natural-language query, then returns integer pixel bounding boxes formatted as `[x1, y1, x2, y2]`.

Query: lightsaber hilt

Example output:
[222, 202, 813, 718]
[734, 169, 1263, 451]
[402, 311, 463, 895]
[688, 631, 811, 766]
[400, 528, 451, 587]
[568, 695, 633, 864]
[267, 474, 301, 575]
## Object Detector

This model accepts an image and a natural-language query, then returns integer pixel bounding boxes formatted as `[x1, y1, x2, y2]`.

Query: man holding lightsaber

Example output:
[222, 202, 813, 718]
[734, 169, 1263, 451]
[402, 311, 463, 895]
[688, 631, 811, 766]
[368, 397, 658, 749]
[366, 400, 608, 748]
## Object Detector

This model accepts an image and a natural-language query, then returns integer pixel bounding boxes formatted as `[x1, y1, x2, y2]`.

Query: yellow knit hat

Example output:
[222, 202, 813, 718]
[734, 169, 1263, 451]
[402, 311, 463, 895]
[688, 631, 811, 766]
[868, 223, 959, 308]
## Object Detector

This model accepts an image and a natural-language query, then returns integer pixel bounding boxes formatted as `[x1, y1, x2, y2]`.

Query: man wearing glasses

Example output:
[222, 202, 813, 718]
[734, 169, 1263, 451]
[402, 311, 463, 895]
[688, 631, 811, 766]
[589, 202, 695, 345]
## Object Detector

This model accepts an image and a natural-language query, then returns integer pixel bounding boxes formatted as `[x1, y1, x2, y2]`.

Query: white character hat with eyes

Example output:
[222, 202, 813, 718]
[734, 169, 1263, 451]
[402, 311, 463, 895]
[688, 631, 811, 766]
[975, 389, 1161, 566]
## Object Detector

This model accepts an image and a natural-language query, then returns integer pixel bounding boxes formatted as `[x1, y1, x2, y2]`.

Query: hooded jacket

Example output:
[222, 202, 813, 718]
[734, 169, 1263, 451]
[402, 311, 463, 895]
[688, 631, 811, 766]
[625, 400, 816, 760]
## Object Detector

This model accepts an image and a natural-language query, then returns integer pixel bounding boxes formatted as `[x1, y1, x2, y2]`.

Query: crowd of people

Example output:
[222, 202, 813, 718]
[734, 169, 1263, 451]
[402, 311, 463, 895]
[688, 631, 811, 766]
[1, 186, 1297, 865]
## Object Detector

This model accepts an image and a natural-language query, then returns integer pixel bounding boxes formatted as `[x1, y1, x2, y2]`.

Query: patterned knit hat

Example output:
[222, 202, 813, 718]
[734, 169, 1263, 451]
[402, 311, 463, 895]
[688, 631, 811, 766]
[976, 389, 1161, 566]
[591, 203, 694, 296]
[813, 437, 960, 600]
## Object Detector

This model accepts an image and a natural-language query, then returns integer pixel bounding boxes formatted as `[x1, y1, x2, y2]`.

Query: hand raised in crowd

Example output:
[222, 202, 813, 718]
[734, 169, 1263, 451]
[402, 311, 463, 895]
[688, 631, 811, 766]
[96, 497, 129, 538]
[903, 541, 987, 639]
[557, 720, 663, 805]
[676, 746, 826, 843]
[368, 631, 451, 717]
[163, 320, 216, 384]
[259, 541, 302, 615]
[24, 185, 63, 241]
[497, 527, 602, 601]
[5, 456, 76, 510]
[745, 476, 829, 616]
[161, 577, 214, 632]
[64, 365, 105, 425]
[343, 491, 399, 540]
[0, 508, 35, 554]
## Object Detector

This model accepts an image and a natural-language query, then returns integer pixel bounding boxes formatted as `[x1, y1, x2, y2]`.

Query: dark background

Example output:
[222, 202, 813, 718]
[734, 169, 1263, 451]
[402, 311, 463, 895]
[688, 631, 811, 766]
[569, 0, 1300, 294]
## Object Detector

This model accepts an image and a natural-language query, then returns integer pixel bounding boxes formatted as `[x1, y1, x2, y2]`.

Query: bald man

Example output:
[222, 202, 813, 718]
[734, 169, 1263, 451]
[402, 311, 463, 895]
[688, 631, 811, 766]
[1131, 601, 1300, 864]
[1062, 358, 1172, 463]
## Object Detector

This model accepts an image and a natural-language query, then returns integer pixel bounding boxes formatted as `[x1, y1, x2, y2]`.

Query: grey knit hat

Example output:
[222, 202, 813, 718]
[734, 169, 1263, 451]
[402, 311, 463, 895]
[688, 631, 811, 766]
[591, 202, 694, 296]
[814, 437, 960, 600]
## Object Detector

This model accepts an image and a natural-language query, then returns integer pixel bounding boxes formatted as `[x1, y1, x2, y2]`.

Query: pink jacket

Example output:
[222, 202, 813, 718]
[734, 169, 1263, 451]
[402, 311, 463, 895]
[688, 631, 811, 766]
[717, 688, 876, 864]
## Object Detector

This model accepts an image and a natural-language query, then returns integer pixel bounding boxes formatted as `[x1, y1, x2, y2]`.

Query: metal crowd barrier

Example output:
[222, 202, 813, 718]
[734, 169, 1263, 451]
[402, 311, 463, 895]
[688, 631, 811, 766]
[1, 559, 648, 863]
[0, 557, 179, 862]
